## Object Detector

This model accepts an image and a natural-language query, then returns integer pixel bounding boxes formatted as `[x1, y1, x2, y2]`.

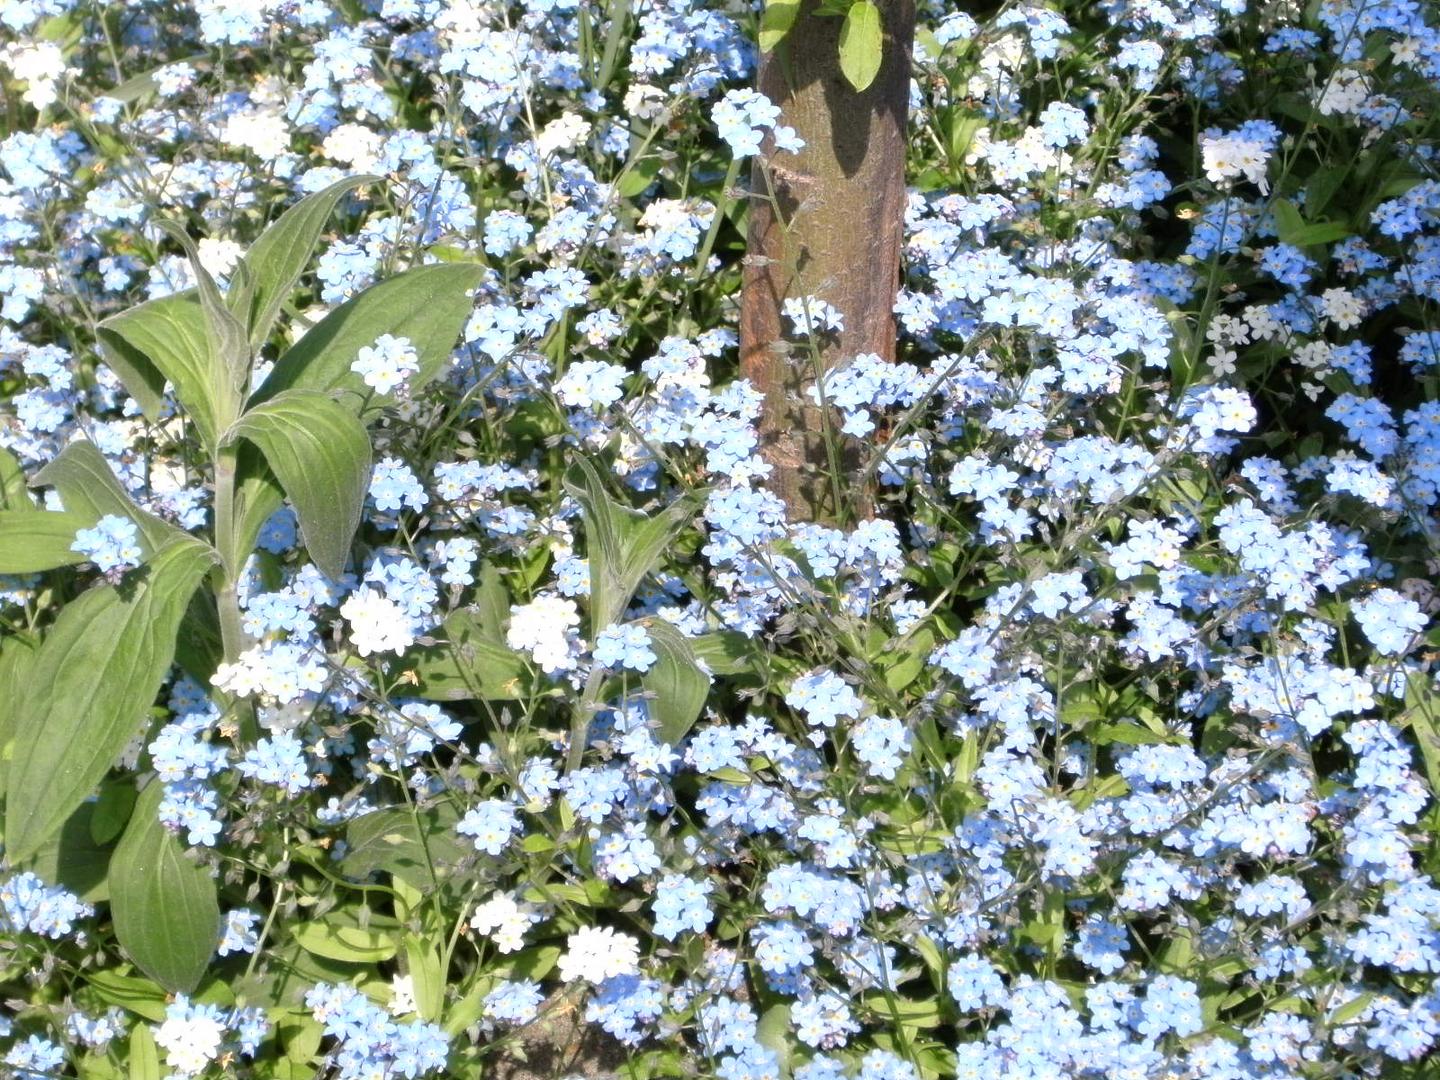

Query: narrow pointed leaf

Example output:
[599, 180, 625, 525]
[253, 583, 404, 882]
[231, 174, 378, 349]
[128, 1023, 162, 1080]
[30, 441, 182, 555]
[155, 220, 251, 401]
[111, 781, 219, 993]
[250, 262, 485, 410]
[230, 389, 372, 580]
[4, 536, 219, 862]
[838, 0, 884, 91]
[0, 510, 93, 573]
[563, 456, 699, 631]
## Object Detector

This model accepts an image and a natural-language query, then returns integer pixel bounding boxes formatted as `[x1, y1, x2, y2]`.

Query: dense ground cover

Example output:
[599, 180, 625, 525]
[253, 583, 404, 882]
[2, 0, 1440, 1077]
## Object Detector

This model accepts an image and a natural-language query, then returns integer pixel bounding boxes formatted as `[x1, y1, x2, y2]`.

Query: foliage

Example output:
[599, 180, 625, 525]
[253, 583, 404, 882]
[1, 2, 1440, 1080]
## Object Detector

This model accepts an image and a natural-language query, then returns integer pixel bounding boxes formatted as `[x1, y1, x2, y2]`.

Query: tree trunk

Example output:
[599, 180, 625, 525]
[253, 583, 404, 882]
[739, 0, 916, 522]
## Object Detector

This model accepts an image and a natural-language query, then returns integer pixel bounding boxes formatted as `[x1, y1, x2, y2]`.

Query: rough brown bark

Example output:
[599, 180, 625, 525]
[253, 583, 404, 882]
[739, 0, 916, 522]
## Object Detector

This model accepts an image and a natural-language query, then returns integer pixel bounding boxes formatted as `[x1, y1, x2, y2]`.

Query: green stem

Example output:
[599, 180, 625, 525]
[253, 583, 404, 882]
[566, 666, 607, 774]
[213, 444, 256, 738]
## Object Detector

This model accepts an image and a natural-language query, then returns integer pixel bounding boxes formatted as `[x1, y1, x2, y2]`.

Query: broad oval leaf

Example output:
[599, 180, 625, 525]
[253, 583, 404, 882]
[30, 440, 182, 556]
[839, 0, 884, 91]
[4, 535, 219, 863]
[409, 606, 528, 702]
[231, 174, 378, 349]
[230, 389, 372, 581]
[250, 261, 485, 410]
[0, 509, 93, 573]
[97, 290, 234, 451]
[232, 261, 483, 563]
[111, 781, 220, 993]
[22, 800, 112, 902]
[341, 803, 466, 894]
[641, 620, 712, 746]
[760, 0, 802, 51]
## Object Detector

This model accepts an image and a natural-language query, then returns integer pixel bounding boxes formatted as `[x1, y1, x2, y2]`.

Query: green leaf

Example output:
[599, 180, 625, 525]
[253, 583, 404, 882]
[403, 937, 444, 1021]
[641, 620, 711, 746]
[861, 994, 944, 1029]
[22, 800, 112, 902]
[755, 1003, 793, 1076]
[759, 0, 801, 51]
[342, 803, 467, 894]
[408, 607, 528, 702]
[104, 53, 206, 106]
[30, 441, 180, 555]
[0, 510, 93, 573]
[1269, 199, 1348, 248]
[838, 0, 884, 91]
[615, 155, 662, 199]
[473, 563, 511, 642]
[87, 971, 170, 1021]
[229, 389, 371, 580]
[563, 456, 699, 631]
[278, 1010, 325, 1063]
[0, 631, 38, 800]
[1289, 220, 1352, 245]
[91, 779, 138, 845]
[229, 261, 483, 563]
[4, 536, 219, 862]
[1327, 991, 1375, 1028]
[110, 781, 220, 993]
[231, 174, 378, 350]
[1400, 673, 1440, 799]
[154, 219, 251, 403]
[252, 262, 485, 410]
[128, 1023, 161, 1080]
[97, 290, 235, 451]
[690, 630, 761, 677]
[0, 447, 33, 510]
[293, 921, 397, 964]
[174, 590, 224, 686]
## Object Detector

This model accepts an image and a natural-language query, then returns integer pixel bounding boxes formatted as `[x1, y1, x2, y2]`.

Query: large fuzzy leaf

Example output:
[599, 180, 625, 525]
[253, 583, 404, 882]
[229, 389, 372, 581]
[230, 174, 377, 349]
[0, 509, 93, 573]
[30, 440, 180, 555]
[231, 262, 482, 562]
[250, 262, 485, 409]
[97, 290, 233, 451]
[4, 535, 219, 862]
[110, 781, 219, 993]
[641, 620, 712, 746]
[563, 455, 700, 631]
